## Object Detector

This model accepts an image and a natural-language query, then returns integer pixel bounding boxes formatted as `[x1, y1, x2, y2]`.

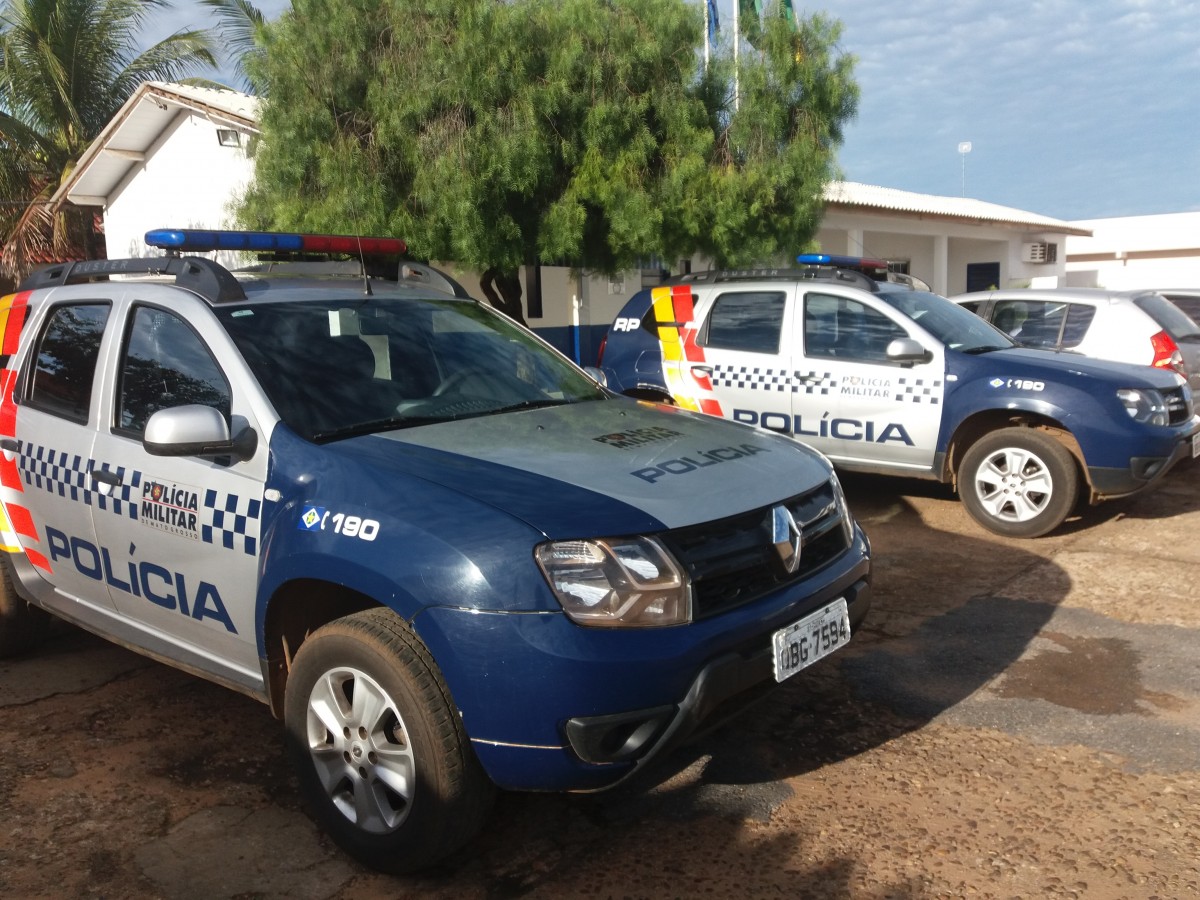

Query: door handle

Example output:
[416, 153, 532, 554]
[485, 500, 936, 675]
[690, 365, 713, 377]
[0, 438, 18, 453]
[90, 468, 122, 487]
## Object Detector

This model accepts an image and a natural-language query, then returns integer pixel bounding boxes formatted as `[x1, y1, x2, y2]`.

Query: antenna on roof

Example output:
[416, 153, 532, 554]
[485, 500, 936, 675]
[355, 233, 373, 297]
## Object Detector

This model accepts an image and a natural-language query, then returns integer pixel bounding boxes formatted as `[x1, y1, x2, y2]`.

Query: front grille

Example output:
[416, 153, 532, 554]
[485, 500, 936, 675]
[658, 482, 851, 620]
[1164, 385, 1192, 425]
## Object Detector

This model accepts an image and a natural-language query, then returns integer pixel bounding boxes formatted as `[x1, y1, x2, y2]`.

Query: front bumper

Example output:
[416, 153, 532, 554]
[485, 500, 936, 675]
[1088, 418, 1200, 498]
[412, 525, 871, 792]
[562, 575, 871, 787]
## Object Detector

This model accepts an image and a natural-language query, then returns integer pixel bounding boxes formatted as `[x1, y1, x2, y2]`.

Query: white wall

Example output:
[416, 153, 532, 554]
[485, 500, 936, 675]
[818, 211, 1069, 295]
[103, 112, 256, 268]
[1066, 213, 1200, 290]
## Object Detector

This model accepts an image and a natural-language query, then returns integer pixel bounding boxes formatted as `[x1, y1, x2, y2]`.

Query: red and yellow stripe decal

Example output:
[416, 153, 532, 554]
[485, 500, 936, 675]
[0, 291, 50, 571]
[650, 284, 724, 416]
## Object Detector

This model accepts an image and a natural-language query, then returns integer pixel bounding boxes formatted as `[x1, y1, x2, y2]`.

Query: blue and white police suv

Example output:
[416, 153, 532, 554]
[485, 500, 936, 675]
[0, 232, 871, 872]
[598, 255, 1200, 538]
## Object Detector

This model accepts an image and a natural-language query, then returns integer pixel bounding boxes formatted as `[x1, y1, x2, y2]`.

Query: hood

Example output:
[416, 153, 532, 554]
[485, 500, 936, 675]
[991, 347, 1188, 389]
[334, 398, 833, 534]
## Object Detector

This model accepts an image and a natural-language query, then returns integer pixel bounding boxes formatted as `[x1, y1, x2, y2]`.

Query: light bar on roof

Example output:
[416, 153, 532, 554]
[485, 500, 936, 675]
[144, 229, 407, 256]
[796, 253, 889, 269]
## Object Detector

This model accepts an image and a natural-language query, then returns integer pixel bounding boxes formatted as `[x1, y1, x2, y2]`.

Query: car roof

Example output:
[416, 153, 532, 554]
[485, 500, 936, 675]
[17, 255, 472, 307]
[954, 287, 1163, 305]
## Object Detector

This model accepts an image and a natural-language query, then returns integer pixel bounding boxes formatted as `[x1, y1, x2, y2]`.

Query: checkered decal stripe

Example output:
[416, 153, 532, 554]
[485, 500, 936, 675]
[796, 372, 839, 396]
[202, 489, 261, 555]
[17, 444, 139, 519]
[711, 366, 838, 396]
[16, 442, 260, 554]
[895, 377, 943, 404]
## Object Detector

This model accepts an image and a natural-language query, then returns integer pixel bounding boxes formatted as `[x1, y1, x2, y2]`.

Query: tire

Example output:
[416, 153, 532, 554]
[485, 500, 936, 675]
[0, 555, 51, 658]
[958, 428, 1079, 538]
[284, 608, 494, 873]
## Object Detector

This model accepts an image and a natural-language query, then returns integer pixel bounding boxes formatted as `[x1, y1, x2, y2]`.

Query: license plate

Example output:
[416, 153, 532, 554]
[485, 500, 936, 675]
[1192, 432, 1200, 459]
[772, 598, 851, 683]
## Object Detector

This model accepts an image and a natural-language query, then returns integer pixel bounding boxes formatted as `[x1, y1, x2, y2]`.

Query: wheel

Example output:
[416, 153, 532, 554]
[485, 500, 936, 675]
[0, 555, 51, 658]
[284, 608, 494, 873]
[958, 428, 1079, 538]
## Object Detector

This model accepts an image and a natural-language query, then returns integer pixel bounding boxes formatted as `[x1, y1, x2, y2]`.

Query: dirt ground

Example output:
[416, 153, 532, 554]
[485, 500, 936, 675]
[2, 458, 1199, 899]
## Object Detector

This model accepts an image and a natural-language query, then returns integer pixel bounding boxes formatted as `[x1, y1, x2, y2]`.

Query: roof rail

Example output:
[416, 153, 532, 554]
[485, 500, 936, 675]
[141, 229, 472, 299]
[18, 256, 247, 303]
[669, 266, 880, 291]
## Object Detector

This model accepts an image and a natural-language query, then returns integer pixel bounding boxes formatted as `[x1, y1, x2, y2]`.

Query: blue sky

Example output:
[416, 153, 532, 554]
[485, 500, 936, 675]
[808, 0, 1200, 221]
[157, 0, 1200, 223]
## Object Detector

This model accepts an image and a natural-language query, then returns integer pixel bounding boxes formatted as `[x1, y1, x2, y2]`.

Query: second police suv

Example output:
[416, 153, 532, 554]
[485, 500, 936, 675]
[0, 231, 871, 872]
[599, 255, 1200, 538]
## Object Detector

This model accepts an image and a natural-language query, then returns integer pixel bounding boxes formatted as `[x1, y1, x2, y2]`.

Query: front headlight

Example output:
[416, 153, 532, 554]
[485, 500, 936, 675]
[808, 448, 856, 547]
[1117, 388, 1169, 426]
[830, 472, 856, 546]
[535, 536, 691, 627]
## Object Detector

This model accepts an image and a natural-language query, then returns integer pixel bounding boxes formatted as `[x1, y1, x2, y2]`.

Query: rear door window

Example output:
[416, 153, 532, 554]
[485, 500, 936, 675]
[993, 300, 1094, 349]
[27, 302, 110, 423]
[701, 292, 785, 354]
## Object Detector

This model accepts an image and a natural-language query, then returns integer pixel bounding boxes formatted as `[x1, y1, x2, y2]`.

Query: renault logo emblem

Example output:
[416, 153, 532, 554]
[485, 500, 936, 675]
[771, 505, 802, 574]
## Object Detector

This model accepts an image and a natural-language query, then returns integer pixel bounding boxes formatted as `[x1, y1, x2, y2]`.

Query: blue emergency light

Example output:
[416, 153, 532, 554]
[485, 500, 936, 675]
[796, 253, 889, 269]
[145, 229, 407, 256]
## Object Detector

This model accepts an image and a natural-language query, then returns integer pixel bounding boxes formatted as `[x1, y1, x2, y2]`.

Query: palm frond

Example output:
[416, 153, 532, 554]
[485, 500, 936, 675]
[0, 0, 220, 280]
[198, 0, 270, 94]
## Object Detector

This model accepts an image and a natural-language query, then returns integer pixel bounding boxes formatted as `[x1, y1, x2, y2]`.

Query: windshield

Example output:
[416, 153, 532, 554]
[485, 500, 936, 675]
[218, 294, 605, 441]
[876, 288, 1014, 352]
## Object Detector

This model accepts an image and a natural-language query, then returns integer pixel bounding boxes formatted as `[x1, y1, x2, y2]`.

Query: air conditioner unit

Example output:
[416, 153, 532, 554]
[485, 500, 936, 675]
[1021, 241, 1058, 264]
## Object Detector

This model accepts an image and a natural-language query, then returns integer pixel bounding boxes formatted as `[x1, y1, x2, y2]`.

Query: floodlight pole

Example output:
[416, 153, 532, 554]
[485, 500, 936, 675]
[958, 141, 972, 197]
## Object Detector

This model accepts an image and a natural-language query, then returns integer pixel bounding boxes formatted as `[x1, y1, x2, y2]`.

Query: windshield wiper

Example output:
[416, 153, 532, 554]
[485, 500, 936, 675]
[489, 398, 569, 414]
[312, 415, 451, 442]
[961, 345, 1008, 355]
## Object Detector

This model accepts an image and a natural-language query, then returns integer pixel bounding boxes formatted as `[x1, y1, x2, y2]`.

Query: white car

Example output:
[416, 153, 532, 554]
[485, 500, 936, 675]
[954, 287, 1200, 394]
[1157, 289, 1200, 325]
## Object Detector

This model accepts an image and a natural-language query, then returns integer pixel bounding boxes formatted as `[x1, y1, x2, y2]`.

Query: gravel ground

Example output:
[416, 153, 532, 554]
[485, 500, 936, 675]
[1, 458, 1198, 899]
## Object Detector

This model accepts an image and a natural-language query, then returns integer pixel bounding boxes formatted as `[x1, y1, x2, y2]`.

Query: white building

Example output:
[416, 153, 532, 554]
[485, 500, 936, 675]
[1065, 212, 1200, 291]
[50, 81, 260, 268]
[52, 81, 1087, 364]
[818, 182, 1089, 298]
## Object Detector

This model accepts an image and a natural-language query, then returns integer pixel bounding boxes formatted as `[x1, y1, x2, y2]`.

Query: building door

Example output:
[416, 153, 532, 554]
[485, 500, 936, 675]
[966, 262, 1000, 293]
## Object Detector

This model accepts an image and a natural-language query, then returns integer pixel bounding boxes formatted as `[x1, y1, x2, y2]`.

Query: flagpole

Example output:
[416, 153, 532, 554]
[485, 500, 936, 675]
[704, 1, 710, 72]
[733, 0, 740, 110]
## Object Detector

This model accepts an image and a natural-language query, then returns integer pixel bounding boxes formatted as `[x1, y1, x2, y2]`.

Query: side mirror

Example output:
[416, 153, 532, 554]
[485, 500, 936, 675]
[144, 405, 257, 462]
[581, 366, 609, 388]
[886, 337, 931, 365]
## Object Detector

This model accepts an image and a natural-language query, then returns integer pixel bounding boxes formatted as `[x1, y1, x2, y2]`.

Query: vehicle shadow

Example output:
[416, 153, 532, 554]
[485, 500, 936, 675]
[596, 475, 1071, 795]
